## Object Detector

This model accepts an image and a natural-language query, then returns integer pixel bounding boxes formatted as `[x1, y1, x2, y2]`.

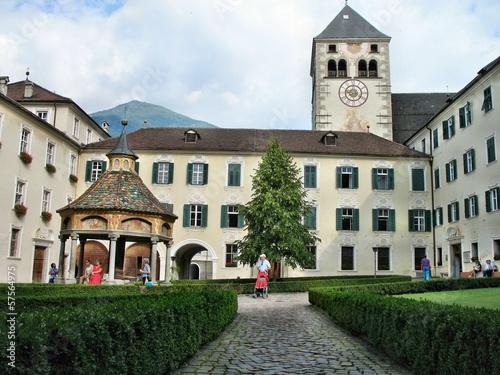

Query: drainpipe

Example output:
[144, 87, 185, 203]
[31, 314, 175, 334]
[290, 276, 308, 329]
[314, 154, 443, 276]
[427, 126, 437, 277]
[53, 102, 57, 126]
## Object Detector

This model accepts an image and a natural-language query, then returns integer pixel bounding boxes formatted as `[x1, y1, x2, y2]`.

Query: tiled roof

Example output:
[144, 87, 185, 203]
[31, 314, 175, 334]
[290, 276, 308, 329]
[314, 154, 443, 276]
[392, 93, 451, 144]
[7, 80, 72, 103]
[58, 169, 177, 217]
[84, 127, 428, 159]
[315, 5, 390, 39]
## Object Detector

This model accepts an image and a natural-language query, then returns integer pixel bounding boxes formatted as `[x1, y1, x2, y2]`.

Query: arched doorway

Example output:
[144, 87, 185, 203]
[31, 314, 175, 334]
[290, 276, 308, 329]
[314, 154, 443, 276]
[76, 241, 109, 278]
[171, 240, 216, 280]
[190, 263, 200, 279]
[125, 243, 160, 281]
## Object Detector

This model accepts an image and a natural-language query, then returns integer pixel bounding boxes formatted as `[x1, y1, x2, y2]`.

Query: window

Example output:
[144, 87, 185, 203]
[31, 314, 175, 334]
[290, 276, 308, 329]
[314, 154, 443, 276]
[434, 207, 443, 226]
[152, 162, 174, 184]
[220, 205, 243, 228]
[183, 204, 208, 227]
[463, 149, 475, 174]
[448, 201, 460, 223]
[370, 44, 378, 53]
[46, 141, 55, 165]
[37, 111, 48, 120]
[225, 244, 238, 267]
[9, 227, 21, 258]
[375, 247, 390, 271]
[341, 246, 354, 270]
[336, 208, 359, 231]
[372, 209, 395, 231]
[304, 246, 317, 270]
[414, 248, 426, 270]
[70, 154, 77, 176]
[304, 165, 317, 188]
[459, 102, 472, 128]
[86, 129, 92, 144]
[372, 168, 394, 190]
[20, 128, 31, 154]
[304, 206, 317, 230]
[336, 167, 358, 189]
[437, 247, 443, 266]
[358, 60, 367, 77]
[445, 160, 457, 182]
[368, 60, 378, 77]
[481, 86, 492, 113]
[421, 139, 426, 154]
[409, 209, 431, 232]
[227, 163, 241, 187]
[411, 168, 425, 191]
[432, 128, 439, 149]
[15, 179, 26, 205]
[434, 168, 441, 189]
[338, 59, 347, 77]
[324, 133, 337, 146]
[85, 160, 107, 182]
[328, 44, 337, 53]
[442, 116, 455, 140]
[486, 187, 499, 212]
[465, 195, 478, 218]
[72, 118, 80, 138]
[41, 189, 51, 213]
[327, 60, 337, 77]
[486, 136, 496, 164]
[187, 163, 208, 185]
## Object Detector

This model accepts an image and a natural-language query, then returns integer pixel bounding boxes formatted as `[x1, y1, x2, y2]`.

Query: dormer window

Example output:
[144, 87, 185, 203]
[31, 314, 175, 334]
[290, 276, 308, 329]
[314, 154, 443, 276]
[328, 44, 337, 53]
[323, 132, 338, 146]
[184, 129, 199, 143]
[370, 44, 378, 53]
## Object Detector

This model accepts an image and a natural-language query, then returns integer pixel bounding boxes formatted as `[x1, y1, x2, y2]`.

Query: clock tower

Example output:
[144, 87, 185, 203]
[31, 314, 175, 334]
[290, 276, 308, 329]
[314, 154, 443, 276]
[311, 5, 393, 140]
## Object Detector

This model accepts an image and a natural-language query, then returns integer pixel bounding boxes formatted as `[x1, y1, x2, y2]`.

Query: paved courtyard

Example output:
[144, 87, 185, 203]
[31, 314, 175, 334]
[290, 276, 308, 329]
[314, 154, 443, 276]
[173, 292, 413, 374]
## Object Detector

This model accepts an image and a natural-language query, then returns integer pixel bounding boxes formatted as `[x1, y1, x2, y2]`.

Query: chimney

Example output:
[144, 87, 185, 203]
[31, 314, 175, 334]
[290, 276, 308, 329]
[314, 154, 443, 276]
[0, 76, 9, 96]
[24, 81, 34, 98]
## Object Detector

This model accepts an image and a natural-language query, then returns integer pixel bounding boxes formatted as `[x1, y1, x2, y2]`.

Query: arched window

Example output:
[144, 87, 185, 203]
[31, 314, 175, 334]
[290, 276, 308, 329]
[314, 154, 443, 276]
[369, 60, 378, 77]
[358, 60, 368, 77]
[327, 60, 337, 77]
[338, 59, 347, 77]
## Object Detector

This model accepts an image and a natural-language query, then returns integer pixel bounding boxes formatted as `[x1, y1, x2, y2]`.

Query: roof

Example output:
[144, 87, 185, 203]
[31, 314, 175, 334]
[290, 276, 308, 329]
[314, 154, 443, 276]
[391, 93, 451, 144]
[315, 5, 390, 40]
[57, 168, 177, 217]
[84, 127, 428, 159]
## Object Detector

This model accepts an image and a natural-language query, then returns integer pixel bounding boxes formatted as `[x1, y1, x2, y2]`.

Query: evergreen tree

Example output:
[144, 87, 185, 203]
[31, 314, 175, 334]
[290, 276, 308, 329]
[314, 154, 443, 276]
[236, 138, 320, 277]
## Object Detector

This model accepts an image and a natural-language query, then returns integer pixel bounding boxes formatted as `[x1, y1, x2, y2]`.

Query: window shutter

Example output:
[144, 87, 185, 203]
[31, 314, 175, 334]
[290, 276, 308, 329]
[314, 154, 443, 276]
[474, 196, 479, 216]
[183, 204, 190, 227]
[466, 102, 472, 124]
[442, 120, 449, 140]
[463, 153, 467, 174]
[101, 161, 107, 172]
[336, 208, 342, 230]
[425, 210, 431, 232]
[186, 163, 193, 184]
[372, 209, 378, 231]
[353, 167, 359, 189]
[168, 163, 174, 184]
[412, 169, 424, 191]
[447, 204, 452, 223]
[201, 205, 208, 227]
[464, 198, 470, 218]
[371, 169, 377, 189]
[134, 162, 140, 174]
[445, 163, 451, 182]
[453, 160, 457, 178]
[203, 164, 209, 185]
[85, 161, 92, 181]
[433, 208, 438, 227]
[152, 163, 159, 183]
[471, 149, 476, 172]
[408, 210, 414, 232]
[353, 209, 359, 231]
[388, 169, 395, 190]
[220, 205, 228, 228]
[485, 190, 492, 212]
[455, 202, 460, 221]
[459, 106, 466, 128]
[336, 167, 341, 188]
[238, 212, 245, 228]
[389, 209, 396, 231]
[305, 207, 317, 229]
[228, 164, 241, 186]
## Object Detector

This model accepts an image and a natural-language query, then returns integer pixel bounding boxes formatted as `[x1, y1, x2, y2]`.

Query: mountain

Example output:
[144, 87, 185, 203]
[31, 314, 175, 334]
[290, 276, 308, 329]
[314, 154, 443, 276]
[90, 100, 218, 136]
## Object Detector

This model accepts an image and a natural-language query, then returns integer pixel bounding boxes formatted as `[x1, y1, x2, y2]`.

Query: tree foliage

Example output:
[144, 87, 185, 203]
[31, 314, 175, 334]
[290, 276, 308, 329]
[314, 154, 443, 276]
[236, 137, 320, 272]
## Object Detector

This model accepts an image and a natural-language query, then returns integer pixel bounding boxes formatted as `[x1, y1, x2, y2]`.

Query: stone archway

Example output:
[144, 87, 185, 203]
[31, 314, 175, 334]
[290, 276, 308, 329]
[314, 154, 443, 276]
[171, 240, 217, 280]
[76, 241, 109, 277]
[125, 243, 161, 281]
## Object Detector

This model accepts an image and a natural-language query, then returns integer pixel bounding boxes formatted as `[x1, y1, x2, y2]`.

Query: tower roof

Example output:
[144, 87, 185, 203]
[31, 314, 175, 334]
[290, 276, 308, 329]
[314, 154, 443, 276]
[315, 5, 390, 40]
[107, 120, 138, 159]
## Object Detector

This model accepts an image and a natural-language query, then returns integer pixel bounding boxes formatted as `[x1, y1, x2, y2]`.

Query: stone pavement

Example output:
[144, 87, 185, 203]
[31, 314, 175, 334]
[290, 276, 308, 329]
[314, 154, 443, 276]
[173, 293, 413, 375]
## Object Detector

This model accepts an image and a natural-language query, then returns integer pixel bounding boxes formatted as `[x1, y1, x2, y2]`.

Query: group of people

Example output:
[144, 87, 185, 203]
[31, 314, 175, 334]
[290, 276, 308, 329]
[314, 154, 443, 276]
[469, 259, 496, 278]
[48, 259, 104, 284]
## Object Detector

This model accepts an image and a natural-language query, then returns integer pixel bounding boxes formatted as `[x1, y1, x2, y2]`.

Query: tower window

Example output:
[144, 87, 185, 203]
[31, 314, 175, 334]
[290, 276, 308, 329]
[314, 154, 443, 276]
[369, 60, 378, 77]
[338, 59, 347, 77]
[358, 60, 368, 77]
[328, 44, 337, 53]
[370, 44, 378, 53]
[327, 60, 337, 77]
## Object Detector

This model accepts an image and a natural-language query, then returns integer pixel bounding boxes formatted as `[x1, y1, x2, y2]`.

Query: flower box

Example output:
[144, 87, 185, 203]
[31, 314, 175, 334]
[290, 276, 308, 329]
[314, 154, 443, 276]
[41, 211, 52, 222]
[45, 164, 56, 173]
[14, 204, 27, 217]
[19, 151, 33, 164]
[69, 174, 78, 183]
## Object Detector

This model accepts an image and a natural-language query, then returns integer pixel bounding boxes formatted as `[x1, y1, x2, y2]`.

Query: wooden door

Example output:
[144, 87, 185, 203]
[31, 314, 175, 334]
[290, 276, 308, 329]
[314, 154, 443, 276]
[32, 246, 45, 283]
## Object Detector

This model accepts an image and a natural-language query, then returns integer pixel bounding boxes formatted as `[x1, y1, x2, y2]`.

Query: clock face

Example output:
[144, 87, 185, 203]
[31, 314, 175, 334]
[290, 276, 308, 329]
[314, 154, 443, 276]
[339, 79, 369, 107]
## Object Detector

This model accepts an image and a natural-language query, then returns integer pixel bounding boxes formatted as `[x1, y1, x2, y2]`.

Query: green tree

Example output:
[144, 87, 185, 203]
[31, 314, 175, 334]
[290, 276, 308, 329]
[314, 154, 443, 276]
[236, 137, 320, 278]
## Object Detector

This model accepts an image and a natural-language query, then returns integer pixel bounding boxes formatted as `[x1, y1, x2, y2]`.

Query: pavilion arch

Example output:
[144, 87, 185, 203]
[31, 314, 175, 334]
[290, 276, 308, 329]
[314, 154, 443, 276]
[121, 218, 152, 233]
[75, 240, 109, 275]
[81, 216, 108, 230]
[171, 239, 218, 279]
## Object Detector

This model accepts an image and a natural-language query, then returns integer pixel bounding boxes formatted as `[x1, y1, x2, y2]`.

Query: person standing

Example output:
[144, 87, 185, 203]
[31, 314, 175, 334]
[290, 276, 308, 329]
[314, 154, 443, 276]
[421, 255, 431, 280]
[89, 259, 103, 284]
[48, 263, 58, 283]
[257, 254, 271, 275]
[140, 258, 151, 285]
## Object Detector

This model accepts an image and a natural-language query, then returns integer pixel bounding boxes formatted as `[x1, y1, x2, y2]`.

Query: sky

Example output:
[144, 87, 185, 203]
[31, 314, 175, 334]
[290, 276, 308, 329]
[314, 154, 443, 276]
[1, 0, 499, 130]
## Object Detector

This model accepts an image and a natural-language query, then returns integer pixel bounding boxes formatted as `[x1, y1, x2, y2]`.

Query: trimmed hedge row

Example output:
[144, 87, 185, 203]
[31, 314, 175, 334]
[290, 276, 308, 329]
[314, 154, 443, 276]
[0, 290, 237, 375]
[309, 279, 500, 375]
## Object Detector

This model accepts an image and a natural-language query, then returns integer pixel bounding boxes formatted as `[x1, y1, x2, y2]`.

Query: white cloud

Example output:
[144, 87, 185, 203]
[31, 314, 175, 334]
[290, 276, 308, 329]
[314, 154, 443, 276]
[1, 0, 499, 129]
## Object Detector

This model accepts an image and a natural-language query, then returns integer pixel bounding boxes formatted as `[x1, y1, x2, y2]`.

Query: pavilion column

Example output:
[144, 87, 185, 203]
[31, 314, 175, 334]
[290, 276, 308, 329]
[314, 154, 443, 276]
[69, 233, 79, 282]
[163, 241, 172, 284]
[56, 235, 68, 282]
[77, 239, 86, 278]
[107, 234, 119, 282]
[151, 236, 159, 283]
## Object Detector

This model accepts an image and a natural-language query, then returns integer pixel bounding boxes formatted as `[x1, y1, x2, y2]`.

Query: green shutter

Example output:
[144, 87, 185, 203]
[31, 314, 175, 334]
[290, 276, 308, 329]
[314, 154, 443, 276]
[336, 208, 342, 230]
[388, 169, 395, 190]
[471, 149, 475, 172]
[201, 205, 208, 227]
[371, 169, 377, 189]
[336, 167, 341, 188]
[238, 212, 245, 228]
[85, 161, 92, 181]
[220, 205, 228, 228]
[447, 204, 452, 223]
[353, 209, 359, 231]
[183, 205, 190, 227]
[304, 166, 316, 188]
[305, 207, 317, 229]
[453, 160, 457, 179]
[353, 167, 359, 189]
[134, 161, 140, 174]
[152, 163, 159, 183]
[228, 164, 241, 186]
[445, 163, 451, 182]
[101, 161, 107, 172]
[455, 202, 460, 221]
[442, 120, 449, 140]
[459, 106, 466, 128]
[186, 163, 193, 184]
[203, 164, 209, 185]
[412, 169, 424, 191]
[168, 163, 174, 184]
[474, 195, 479, 216]
[408, 210, 414, 232]
[389, 209, 396, 231]
[463, 153, 467, 174]
[372, 209, 378, 231]
[464, 198, 470, 218]
[425, 210, 431, 232]
[486, 191, 492, 213]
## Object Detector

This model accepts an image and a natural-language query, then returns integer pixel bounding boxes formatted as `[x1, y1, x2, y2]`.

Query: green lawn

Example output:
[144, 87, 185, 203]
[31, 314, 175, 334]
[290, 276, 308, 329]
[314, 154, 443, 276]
[397, 287, 500, 310]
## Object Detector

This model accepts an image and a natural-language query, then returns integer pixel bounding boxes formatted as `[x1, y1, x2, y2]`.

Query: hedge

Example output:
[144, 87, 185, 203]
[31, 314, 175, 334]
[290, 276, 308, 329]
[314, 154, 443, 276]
[309, 278, 500, 375]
